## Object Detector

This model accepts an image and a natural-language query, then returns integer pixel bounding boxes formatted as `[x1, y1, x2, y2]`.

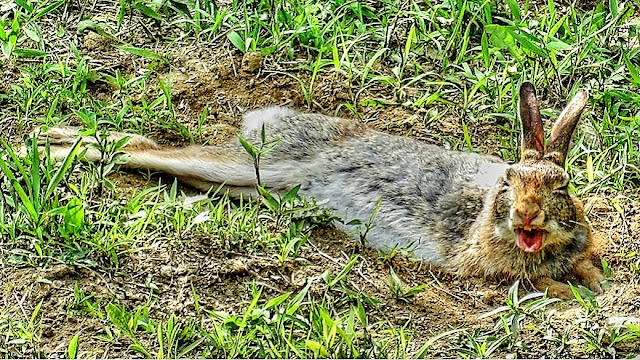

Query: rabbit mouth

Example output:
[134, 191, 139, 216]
[515, 228, 546, 252]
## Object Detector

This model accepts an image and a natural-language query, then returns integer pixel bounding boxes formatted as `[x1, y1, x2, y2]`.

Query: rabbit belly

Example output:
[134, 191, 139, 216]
[303, 175, 446, 264]
[295, 142, 508, 266]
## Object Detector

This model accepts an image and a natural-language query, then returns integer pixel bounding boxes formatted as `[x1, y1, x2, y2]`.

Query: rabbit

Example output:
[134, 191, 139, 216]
[37, 82, 604, 298]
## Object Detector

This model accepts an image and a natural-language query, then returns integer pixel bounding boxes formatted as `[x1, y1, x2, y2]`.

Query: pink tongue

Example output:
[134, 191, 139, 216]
[517, 229, 544, 252]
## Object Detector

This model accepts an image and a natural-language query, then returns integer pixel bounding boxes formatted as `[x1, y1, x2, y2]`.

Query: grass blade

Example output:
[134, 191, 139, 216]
[328, 255, 359, 288]
[115, 45, 164, 60]
[44, 138, 82, 201]
[0, 142, 38, 223]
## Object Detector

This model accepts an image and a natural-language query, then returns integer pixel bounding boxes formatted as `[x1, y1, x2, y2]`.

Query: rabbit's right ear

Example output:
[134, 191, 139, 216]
[519, 82, 544, 161]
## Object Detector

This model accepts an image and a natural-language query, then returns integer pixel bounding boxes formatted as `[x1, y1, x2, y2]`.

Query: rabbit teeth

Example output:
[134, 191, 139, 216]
[515, 228, 546, 253]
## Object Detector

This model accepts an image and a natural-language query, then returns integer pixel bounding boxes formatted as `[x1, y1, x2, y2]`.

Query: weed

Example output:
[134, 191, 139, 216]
[75, 109, 132, 196]
[322, 255, 359, 290]
[346, 196, 383, 247]
[0, 300, 44, 357]
[388, 266, 428, 300]
[238, 123, 280, 189]
[479, 281, 560, 342]
[452, 329, 511, 359]
[205, 281, 400, 358]
[67, 333, 80, 359]
[0, 133, 81, 246]
[68, 282, 104, 320]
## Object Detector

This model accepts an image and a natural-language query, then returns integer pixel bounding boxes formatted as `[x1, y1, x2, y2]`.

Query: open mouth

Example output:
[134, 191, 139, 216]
[515, 228, 546, 252]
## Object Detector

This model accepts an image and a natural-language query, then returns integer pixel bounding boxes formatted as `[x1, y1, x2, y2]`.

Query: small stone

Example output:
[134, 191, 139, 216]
[241, 52, 262, 73]
[228, 259, 248, 274]
[158, 265, 187, 278]
[83, 31, 109, 51]
[481, 289, 500, 305]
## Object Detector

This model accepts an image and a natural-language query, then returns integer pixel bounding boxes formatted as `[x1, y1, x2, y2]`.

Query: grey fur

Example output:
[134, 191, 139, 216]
[235, 108, 508, 263]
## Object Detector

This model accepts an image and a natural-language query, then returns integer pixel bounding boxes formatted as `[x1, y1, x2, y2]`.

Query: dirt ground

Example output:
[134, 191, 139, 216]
[1, 17, 639, 358]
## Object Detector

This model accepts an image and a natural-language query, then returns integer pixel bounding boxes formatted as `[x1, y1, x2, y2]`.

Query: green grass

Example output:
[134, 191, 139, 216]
[1, 0, 639, 358]
[0, 137, 326, 267]
[3, 0, 639, 193]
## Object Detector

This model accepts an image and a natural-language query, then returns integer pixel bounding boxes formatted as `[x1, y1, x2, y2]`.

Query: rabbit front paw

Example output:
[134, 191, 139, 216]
[573, 258, 605, 295]
[582, 272, 605, 295]
[535, 278, 574, 299]
[545, 282, 574, 299]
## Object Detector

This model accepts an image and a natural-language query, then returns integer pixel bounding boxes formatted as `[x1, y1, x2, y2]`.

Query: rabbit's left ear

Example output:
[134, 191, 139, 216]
[519, 82, 545, 161]
[546, 89, 589, 164]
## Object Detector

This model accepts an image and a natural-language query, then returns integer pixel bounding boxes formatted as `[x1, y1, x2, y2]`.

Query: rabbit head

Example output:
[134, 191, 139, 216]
[493, 82, 589, 254]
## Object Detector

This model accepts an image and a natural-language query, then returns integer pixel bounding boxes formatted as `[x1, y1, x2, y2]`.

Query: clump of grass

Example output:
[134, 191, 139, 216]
[0, 300, 45, 358]
[0, 134, 82, 252]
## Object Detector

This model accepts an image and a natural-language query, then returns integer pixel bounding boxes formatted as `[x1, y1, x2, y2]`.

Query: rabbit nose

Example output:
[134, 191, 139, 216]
[515, 203, 542, 227]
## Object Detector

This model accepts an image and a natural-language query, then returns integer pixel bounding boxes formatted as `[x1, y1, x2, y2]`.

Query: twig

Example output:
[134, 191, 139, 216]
[307, 240, 342, 265]
[429, 270, 466, 302]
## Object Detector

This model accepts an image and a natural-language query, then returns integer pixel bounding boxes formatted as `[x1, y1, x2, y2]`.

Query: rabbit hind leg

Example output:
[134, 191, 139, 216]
[176, 176, 259, 199]
[36, 126, 159, 150]
[43, 136, 286, 194]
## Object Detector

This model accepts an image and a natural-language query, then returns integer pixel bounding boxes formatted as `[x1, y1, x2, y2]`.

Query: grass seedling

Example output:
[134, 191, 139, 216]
[75, 110, 132, 196]
[479, 281, 560, 342]
[346, 197, 383, 246]
[67, 333, 80, 359]
[238, 123, 280, 189]
[0, 134, 81, 245]
[388, 266, 428, 300]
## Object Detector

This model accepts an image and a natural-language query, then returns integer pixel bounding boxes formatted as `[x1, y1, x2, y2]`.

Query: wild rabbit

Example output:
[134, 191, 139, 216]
[38, 82, 604, 298]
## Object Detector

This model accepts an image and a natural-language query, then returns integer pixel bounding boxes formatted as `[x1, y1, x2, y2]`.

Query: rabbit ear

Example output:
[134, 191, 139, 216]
[545, 89, 589, 164]
[519, 82, 545, 160]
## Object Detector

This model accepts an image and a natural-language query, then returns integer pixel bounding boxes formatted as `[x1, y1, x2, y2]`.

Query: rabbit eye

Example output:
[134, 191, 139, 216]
[554, 182, 569, 193]
[554, 177, 569, 192]
[501, 181, 512, 193]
